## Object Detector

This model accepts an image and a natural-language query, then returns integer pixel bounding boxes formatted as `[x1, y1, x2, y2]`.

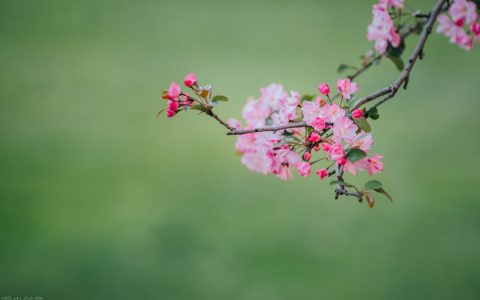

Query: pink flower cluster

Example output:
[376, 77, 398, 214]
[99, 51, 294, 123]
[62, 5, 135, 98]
[367, 0, 404, 53]
[229, 80, 384, 181]
[436, 0, 479, 50]
[161, 73, 198, 117]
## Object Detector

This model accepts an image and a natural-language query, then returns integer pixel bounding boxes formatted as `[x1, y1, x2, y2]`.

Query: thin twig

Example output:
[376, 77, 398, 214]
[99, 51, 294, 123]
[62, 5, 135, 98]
[352, 0, 447, 110]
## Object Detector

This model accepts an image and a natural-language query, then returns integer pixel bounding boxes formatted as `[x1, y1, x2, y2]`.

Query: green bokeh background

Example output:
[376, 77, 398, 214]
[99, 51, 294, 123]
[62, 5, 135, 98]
[1, 0, 480, 299]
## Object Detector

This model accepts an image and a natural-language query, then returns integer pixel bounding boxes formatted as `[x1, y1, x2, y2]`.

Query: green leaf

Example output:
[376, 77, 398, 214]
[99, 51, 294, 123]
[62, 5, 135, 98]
[337, 64, 358, 74]
[346, 148, 367, 163]
[329, 180, 354, 188]
[387, 38, 405, 58]
[366, 107, 380, 120]
[211, 95, 229, 102]
[387, 55, 404, 71]
[301, 94, 315, 102]
[373, 188, 393, 202]
[353, 117, 371, 132]
[191, 104, 208, 113]
[364, 180, 383, 191]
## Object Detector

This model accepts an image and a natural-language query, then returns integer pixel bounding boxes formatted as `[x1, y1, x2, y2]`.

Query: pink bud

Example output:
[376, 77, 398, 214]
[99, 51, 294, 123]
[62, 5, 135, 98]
[297, 162, 311, 177]
[311, 117, 326, 131]
[307, 132, 321, 143]
[184, 73, 197, 87]
[318, 82, 330, 95]
[166, 109, 176, 118]
[168, 100, 179, 111]
[455, 18, 464, 27]
[337, 157, 347, 166]
[471, 23, 480, 35]
[303, 152, 311, 161]
[316, 168, 328, 180]
[352, 109, 364, 119]
[322, 143, 331, 152]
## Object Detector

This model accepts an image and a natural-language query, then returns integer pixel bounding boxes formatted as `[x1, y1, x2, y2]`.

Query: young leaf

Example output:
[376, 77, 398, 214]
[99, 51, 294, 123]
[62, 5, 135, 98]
[366, 107, 380, 120]
[364, 180, 383, 191]
[364, 192, 375, 208]
[387, 38, 405, 58]
[211, 95, 229, 102]
[346, 148, 367, 163]
[337, 64, 358, 74]
[387, 55, 405, 71]
[353, 117, 371, 132]
[301, 94, 316, 102]
[374, 188, 393, 202]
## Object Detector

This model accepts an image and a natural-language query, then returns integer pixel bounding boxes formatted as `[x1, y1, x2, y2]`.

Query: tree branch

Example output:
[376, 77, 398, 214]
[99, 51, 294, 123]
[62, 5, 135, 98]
[227, 121, 307, 135]
[352, 0, 447, 110]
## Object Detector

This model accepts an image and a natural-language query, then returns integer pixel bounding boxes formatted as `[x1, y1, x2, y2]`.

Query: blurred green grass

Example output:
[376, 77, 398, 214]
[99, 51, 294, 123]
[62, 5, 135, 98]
[1, 0, 480, 299]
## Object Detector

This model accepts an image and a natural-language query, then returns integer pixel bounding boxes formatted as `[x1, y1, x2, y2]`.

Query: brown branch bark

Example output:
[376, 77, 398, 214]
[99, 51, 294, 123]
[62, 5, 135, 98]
[352, 0, 447, 110]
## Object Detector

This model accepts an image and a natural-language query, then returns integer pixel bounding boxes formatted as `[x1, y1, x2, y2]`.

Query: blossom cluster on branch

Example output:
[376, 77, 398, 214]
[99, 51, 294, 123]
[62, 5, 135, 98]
[158, 0, 478, 207]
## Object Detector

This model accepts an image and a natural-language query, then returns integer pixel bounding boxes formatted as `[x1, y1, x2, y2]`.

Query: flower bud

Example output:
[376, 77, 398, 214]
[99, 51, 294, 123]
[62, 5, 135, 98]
[307, 132, 321, 143]
[303, 152, 311, 161]
[352, 108, 364, 119]
[316, 168, 328, 180]
[184, 73, 197, 87]
[318, 82, 330, 95]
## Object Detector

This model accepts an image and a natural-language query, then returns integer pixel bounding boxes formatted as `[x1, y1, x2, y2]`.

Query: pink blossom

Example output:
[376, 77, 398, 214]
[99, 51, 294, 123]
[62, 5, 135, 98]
[337, 157, 347, 166]
[367, 3, 401, 53]
[260, 83, 288, 111]
[297, 162, 311, 177]
[316, 169, 328, 180]
[227, 118, 242, 130]
[319, 103, 345, 123]
[311, 117, 326, 131]
[242, 97, 270, 127]
[318, 82, 330, 95]
[333, 117, 358, 144]
[271, 147, 300, 181]
[352, 109, 364, 119]
[449, 0, 478, 25]
[351, 132, 374, 152]
[328, 143, 345, 161]
[274, 91, 300, 125]
[337, 78, 359, 99]
[301, 100, 321, 125]
[437, 14, 475, 50]
[366, 154, 384, 175]
[184, 73, 197, 87]
[241, 151, 273, 175]
[163, 82, 181, 101]
[343, 158, 368, 176]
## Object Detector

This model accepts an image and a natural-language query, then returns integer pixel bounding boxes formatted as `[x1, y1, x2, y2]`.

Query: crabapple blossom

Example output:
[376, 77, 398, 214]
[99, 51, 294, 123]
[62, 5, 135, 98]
[160, 0, 477, 203]
[436, 0, 480, 50]
[162, 82, 181, 101]
[367, 1, 401, 53]
[297, 162, 311, 177]
[337, 78, 359, 100]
